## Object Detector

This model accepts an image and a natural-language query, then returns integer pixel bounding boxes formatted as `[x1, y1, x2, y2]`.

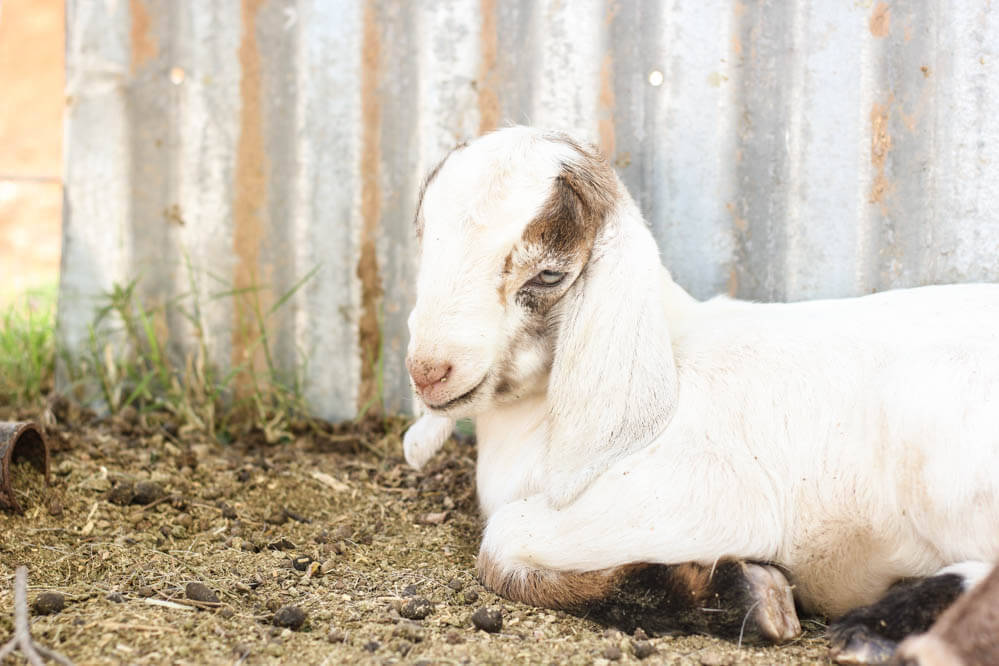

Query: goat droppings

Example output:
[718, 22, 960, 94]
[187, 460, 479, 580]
[471, 606, 503, 633]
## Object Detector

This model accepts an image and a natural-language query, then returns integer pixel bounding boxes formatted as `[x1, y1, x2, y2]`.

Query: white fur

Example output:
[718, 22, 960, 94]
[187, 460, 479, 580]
[403, 414, 455, 470]
[404, 127, 999, 618]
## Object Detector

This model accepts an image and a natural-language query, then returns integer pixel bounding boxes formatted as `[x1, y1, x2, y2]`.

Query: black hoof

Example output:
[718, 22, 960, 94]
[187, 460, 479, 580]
[829, 623, 898, 664]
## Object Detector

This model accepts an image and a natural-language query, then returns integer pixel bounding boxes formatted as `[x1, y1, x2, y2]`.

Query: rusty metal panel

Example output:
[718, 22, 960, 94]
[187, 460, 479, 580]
[59, 0, 999, 418]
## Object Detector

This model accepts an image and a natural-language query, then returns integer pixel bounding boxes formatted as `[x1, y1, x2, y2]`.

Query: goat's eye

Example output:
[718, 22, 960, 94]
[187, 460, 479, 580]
[531, 270, 566, 287]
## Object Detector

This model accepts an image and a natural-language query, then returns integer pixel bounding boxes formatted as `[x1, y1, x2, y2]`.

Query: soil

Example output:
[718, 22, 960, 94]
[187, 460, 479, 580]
[0, 403, 833, 665]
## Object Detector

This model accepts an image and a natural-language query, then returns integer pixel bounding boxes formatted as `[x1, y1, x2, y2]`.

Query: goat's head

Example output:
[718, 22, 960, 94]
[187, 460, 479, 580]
[407, 126, 678, 506]
[406, 127, 618, 416]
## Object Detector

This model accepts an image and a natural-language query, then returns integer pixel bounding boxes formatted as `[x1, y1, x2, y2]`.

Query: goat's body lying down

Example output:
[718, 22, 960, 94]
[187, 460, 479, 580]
[475, 281, 999, 617]
[402, 126, 999, 660]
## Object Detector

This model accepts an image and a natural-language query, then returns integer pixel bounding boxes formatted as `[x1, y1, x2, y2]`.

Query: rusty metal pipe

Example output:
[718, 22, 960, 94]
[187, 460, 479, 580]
[0, 422, 50, 513]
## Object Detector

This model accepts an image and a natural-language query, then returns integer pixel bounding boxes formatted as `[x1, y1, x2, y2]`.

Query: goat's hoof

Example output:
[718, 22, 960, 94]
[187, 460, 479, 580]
[828, 623, 898, 664]
[743, 563, 802, 643]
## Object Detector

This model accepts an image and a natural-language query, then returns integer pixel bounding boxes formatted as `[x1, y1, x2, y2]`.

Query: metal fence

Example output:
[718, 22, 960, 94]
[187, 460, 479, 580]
[59, 0, 999, 418]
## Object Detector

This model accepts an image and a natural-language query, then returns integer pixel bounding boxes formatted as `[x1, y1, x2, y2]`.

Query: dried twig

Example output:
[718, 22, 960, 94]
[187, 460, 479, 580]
[0, 566, 74, 665]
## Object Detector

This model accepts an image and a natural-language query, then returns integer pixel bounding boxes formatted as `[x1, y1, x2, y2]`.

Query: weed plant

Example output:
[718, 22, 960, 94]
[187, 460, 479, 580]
[0, 287, 57, 404]
[0, 266, 338, 445]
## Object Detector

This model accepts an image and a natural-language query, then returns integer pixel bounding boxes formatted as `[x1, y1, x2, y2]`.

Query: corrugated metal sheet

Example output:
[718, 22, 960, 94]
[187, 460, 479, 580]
[59, 0, 999, 419]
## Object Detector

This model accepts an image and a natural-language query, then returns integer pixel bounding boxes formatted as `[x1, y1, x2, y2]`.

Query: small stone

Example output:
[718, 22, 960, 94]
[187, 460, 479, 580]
[364, 640, 380, 652]
[33, 592, 65, 615]
[419, 511, 448, 525]
[399, 597, 433, 620]
[447, 578, 464, 592]
[219, 502, 237, 520]
[107, 481, 136, 506]
[460, 590, 479, 605]
[273, 605, 306, 630]
[176, 513, 194, 529]
[320, 559, 336, 575]
[136, 586, 156, 598]
[445, 630, 465, 644]
[402, 584, 419, 597]
[603, 645, 623, 661]
[47, 498, 64, 516]
[633, 628, 649, 641]
[185, 582, 220, 604]
[471, 606, 503, 633]
[132, 480, 165, 505]
[266, 510, 288, 525]
[632, 640, 656, 660]
[106, 591, 125, 603]
[220, 607, 235, 619]
[119, 405, 139, 424]
[327, 629, 346, 643]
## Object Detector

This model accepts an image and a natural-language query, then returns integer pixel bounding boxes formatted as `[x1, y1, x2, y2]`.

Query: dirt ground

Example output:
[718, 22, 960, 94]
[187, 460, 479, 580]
[0, 401, 833, 665]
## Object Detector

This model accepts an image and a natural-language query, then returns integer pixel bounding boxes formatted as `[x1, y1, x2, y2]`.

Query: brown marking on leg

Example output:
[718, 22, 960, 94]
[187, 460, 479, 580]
[478, 553, 800, 643]
[477, 551, 628, 609]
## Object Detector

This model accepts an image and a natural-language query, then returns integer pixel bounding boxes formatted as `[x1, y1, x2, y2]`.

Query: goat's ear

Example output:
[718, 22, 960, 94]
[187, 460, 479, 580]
[543, 214, 679, 508]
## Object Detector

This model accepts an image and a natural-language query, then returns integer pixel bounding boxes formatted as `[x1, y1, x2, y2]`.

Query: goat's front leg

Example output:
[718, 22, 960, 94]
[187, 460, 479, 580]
[478, 498, 800, 643]
[402, 414, 455, 470]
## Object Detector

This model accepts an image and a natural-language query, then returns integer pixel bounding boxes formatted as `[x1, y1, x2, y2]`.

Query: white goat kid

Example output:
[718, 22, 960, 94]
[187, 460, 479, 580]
[403, 126, 999, 660]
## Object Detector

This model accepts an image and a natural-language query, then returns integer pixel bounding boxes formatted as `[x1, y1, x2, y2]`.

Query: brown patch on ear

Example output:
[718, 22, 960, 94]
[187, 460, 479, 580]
[521, 140, 619, 260]
[413, 142, 468, 240]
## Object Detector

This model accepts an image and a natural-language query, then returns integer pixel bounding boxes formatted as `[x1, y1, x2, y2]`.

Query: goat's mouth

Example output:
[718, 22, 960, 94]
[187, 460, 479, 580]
[424, 374, 488, 411]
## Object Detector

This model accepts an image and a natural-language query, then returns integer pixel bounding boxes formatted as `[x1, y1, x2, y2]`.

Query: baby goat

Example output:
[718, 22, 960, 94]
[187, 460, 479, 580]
[403, 127, 999, 661]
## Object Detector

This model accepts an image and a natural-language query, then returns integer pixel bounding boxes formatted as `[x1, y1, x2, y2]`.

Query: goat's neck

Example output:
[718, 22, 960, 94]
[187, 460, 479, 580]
[476, 393, 550, 517]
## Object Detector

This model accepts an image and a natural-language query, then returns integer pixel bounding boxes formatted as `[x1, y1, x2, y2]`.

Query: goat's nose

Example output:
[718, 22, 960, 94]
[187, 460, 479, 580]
[406, 357, 452, 391]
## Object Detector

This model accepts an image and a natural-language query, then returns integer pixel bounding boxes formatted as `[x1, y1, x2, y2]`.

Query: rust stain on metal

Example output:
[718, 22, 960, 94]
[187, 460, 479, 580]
[477, 0, 500, 135]
[357, 0, 384, 414]
[726, 201, 748, 232]
[232, 0, 270, 384]
[869, 2, 891, 38]
[0, 422, 50, 514]
[869, 101, 894, 206]
[129, 0, 158, 74]
[727, 267, 739, 297]
[598, 53, 616, 161]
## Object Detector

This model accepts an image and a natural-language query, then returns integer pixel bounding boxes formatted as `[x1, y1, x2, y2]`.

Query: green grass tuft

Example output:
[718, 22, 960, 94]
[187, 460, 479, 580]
[1, 264, 334, 444]
[0, 286, 57, 404]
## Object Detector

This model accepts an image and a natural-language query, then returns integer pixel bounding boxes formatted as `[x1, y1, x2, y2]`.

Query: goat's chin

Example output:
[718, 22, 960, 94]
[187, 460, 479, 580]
[420, 374, 492, 417]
